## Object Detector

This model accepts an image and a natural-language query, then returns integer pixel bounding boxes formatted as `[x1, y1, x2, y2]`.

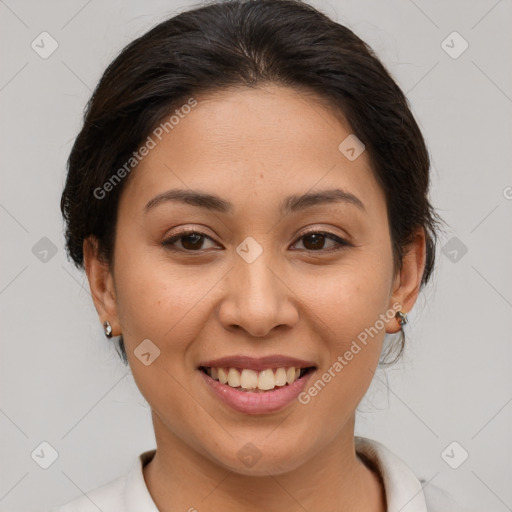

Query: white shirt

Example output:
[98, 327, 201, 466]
[51, 436, 462, 512]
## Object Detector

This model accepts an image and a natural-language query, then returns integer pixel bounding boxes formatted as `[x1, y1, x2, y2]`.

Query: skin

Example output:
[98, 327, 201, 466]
[84, 85, 426, 512]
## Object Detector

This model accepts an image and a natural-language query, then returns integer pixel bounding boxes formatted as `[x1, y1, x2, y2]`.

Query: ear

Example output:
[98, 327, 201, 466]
[386, 227, 426, 334]
[83, 236, 121, 336]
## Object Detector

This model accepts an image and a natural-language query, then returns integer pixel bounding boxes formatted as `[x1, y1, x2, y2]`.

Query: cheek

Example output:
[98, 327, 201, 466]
[295, 251, 393, 411]
[112, 237, 213, 345]
[301, 246, 393, 343]
[112, 254, 211, 415]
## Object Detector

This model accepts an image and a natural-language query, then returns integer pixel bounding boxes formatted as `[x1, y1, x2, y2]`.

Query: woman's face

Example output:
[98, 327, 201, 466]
[87, 85, 423, 475]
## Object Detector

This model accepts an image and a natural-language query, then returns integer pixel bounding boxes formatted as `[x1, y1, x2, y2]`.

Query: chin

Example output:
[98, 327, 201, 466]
[208, 442, 312, 477]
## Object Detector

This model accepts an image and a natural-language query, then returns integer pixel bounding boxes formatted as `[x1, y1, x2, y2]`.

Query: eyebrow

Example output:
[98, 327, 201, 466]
[144, 188, 366, 215]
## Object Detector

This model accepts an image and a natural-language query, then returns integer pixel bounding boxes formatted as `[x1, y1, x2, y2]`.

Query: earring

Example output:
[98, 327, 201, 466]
[395, 311, 408, 327]
[103, 320, 113, 338]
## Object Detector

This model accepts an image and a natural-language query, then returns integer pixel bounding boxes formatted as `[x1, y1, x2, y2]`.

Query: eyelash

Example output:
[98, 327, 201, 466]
[161, 228, 351, 254]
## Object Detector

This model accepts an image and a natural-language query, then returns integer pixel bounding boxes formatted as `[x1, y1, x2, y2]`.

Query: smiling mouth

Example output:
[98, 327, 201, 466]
[199, 366, 316, 392]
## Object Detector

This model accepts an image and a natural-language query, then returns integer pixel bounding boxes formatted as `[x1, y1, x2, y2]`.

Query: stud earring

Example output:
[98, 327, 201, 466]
[395, 310, 408, 327]
[103, 320, 113, 338]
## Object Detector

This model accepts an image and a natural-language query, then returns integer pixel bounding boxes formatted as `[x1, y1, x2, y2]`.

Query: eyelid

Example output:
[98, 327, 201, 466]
[161, 226, 352, 253]
[161, 227, 221, 250]
[295, 226, 350, 242]
[290, 228, 351, 252]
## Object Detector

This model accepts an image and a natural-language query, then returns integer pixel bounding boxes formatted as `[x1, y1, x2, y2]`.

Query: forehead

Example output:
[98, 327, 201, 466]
[119, 85, 385, 218]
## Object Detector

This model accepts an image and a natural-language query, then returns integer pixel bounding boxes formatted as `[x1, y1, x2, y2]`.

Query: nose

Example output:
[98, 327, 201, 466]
[217, 252, 299, 338]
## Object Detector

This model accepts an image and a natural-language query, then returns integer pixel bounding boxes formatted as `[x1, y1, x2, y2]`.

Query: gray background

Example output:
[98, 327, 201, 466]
[1, 0, 511, 510]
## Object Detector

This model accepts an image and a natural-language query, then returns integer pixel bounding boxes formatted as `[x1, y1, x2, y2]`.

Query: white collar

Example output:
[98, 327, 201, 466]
[123, 449, 159, 512]
[122, 436, 428, 512]
[355, 437, 428, 512]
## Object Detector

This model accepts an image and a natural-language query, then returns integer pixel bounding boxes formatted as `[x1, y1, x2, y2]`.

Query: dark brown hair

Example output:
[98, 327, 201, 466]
[61, 0, 443, 365]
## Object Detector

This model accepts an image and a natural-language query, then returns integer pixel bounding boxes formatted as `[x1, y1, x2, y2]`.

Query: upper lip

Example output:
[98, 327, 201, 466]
[198, 355, 317, 372]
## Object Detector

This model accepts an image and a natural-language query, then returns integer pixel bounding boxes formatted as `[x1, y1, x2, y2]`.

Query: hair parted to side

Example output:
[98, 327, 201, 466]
[61, 0, 444, 367]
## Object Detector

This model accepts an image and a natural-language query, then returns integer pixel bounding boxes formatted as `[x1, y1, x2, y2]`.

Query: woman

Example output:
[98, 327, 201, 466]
[53, 0, 458, 510]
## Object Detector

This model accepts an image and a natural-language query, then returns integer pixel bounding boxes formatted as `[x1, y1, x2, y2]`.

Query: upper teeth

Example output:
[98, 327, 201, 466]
[207, 367, 303, 391]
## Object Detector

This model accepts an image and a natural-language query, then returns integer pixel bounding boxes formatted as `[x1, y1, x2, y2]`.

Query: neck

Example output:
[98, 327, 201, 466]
[143, 412, 385, 512]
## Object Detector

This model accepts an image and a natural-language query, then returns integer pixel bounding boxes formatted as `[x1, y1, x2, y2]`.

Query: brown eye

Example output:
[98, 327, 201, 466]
[292, 231, 350, 252]
[162, 229, 350, 254]
[162, 230, 218, 252]
[180, 233, 206, 250]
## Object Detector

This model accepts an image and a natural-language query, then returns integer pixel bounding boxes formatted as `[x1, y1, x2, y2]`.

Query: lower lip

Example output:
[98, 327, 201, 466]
[199, 369, 315, 414]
